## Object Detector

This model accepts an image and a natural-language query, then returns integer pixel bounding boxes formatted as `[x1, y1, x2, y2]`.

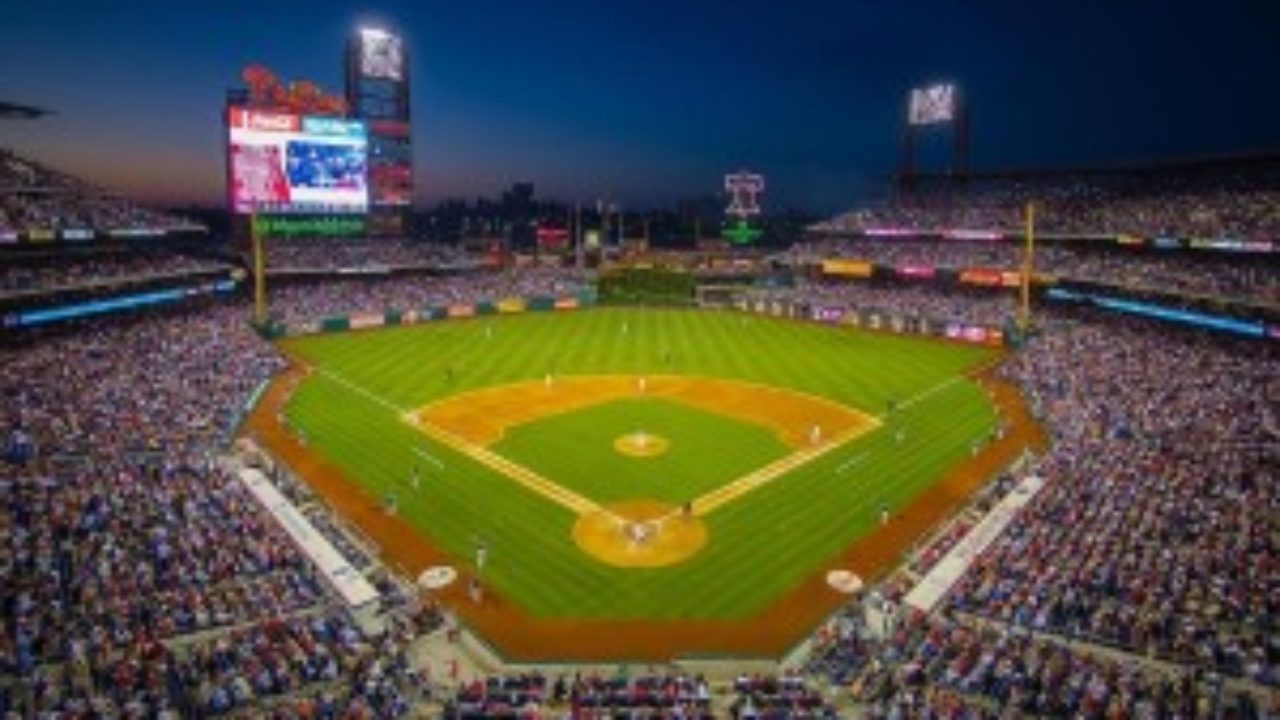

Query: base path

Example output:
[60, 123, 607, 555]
[413, 374, 878, 449]
[244, 363, 1045, 662]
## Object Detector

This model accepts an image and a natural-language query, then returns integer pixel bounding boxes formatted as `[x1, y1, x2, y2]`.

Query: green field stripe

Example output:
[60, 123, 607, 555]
[282, 308, 1005, 619]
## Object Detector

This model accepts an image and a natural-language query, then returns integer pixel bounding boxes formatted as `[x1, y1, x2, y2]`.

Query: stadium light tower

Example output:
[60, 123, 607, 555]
[898, 82, 969, 192]
[345, 24, 412, 235]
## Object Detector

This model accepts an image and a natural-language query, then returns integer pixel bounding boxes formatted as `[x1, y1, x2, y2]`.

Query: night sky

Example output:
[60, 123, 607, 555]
[2, 0, 1277, 213]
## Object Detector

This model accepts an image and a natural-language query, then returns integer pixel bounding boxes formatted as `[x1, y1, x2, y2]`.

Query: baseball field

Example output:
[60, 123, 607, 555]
[257, 307, 1031, 659]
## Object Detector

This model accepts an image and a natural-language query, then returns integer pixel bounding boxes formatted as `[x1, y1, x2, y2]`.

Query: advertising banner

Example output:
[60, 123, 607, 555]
[348, 312, 383, 330]
[820, 259, 873, 278]
[942, 229, 1003, 241]
[497, 298, 527, 313]
[253, 215, 367, 237]
[553, 297, 579, 311]
[812, 306, 845, 323]
[897, 265, 936, 279]
[61, 228, 94, 242]
[108, 228, 166, 238]
[447, 304, 475, 318]
[959, 268, 1004, 287]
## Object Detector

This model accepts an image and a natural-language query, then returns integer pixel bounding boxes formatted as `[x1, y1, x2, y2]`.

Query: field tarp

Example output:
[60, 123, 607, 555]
[237, 467, 380, 610]
[904, 474, 1044, 612]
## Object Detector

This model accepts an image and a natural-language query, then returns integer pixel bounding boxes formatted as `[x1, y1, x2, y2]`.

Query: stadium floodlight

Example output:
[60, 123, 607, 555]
[908, 83, 956, 126]
[358, 27, 404, 81]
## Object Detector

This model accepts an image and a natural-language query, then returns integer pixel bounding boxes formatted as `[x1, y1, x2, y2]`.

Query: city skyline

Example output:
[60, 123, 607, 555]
[2, 0, 1278, 214]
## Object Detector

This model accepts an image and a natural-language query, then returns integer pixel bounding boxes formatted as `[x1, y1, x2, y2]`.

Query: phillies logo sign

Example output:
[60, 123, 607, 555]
[724, 170, 764, 220]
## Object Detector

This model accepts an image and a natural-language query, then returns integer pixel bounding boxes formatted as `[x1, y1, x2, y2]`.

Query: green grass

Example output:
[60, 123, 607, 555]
[494, 398, 791, 505]
[281, 308, 998, 619]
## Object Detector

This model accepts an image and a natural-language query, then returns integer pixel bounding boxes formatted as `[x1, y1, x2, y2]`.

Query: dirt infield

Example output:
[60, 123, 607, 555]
[243, 362, 1046, 662]
[573, 500, 707, 567]
[413, 374, 878, 449]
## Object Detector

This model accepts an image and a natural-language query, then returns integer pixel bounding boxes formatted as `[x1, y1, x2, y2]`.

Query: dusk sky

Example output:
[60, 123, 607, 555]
[2, 0, 1278, 213]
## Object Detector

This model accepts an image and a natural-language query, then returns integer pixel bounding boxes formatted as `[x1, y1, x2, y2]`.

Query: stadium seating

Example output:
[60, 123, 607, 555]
[820, 159, 1280, 239]
[783, 238, 1278, 306]
[0, 148, 200, 234]
[3, 225, 1274, 717]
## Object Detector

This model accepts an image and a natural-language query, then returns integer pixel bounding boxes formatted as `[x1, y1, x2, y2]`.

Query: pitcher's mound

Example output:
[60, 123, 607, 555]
[573, 500, 707, 567]
[613, 432, 670, 458]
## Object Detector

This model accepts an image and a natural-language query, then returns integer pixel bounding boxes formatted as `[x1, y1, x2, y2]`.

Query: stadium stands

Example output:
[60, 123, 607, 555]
[261, 237, 474, 273]
[0, 148, 201, 235]
[782, 238, 1279, 307]
[2, 142, 1275, 717]
[266, 268, 592, 325]
[819, 156, 1280, 239]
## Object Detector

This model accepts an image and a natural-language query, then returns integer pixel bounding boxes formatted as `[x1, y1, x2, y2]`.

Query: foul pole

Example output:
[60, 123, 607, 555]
[1018, 202, 1035, 333]
[252, 214, 267, 326]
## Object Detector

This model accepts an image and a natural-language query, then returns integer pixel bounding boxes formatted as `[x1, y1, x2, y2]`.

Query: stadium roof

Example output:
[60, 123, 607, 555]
[0, 101, 54, 119]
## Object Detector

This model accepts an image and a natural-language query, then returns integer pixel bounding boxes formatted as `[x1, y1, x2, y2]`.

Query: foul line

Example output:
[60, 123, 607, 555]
[315, 367, 411, 415]
[415, 420, 604, 516]
[884, 376, 964, 418]
[411, 447, 444, 470]
[314, 367, 612, 519]
[689, 426, 871, 517]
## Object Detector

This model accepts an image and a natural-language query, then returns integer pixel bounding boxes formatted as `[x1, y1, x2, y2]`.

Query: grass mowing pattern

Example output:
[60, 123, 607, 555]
[281, 308, 997, 619]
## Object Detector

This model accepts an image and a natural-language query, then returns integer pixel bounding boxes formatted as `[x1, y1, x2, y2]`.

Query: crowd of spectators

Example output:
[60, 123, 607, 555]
[1, 249, 229, 296]
[267, 267, 593, 325]
[731, 673, 837, 718]
[752, 281, 1017, 327]
[783, 238, 1280, 305]
[7, 606, 433, 719]
[822, 161, 1280, 239]
[0, 297, 456, 717]
[445, 672, 715, 718]
[0, 149, 199, 234]
[806, 607, 1270, 718]
[262, 238, 478, 273]
[946, 315, 1277, 686]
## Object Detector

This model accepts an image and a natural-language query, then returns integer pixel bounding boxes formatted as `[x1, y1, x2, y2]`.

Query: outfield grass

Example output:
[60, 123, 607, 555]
[281, 308, 998, 619]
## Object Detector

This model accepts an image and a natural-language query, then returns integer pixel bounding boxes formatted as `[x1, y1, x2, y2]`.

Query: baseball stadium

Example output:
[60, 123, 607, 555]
[2, 4, 1278, 719]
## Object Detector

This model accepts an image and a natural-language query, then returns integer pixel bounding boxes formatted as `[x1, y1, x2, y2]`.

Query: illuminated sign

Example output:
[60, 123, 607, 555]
[959, 268, 1004, 287]
[821, 259, 873, 278]
[897, 265, 936, 279]
[240, 65, 347, 116]
[13, 280, 235, 327]
[229, 106, 368, 215]
[253, 216, 367, 237]
[61, 228, 94, 242]
[724, 219, 763, 245]
[942, 229, 1003, 241]
[863, 227, 918, 238]
[725, 170, 764, 219]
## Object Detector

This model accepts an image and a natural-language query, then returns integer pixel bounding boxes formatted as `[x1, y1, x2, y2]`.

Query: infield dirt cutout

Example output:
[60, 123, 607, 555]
[573, 500, 707, 567]
[411, 374, 879, 566]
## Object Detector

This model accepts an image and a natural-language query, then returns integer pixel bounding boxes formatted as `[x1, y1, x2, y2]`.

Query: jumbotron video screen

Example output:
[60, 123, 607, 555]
[227, 107, 369, 214]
